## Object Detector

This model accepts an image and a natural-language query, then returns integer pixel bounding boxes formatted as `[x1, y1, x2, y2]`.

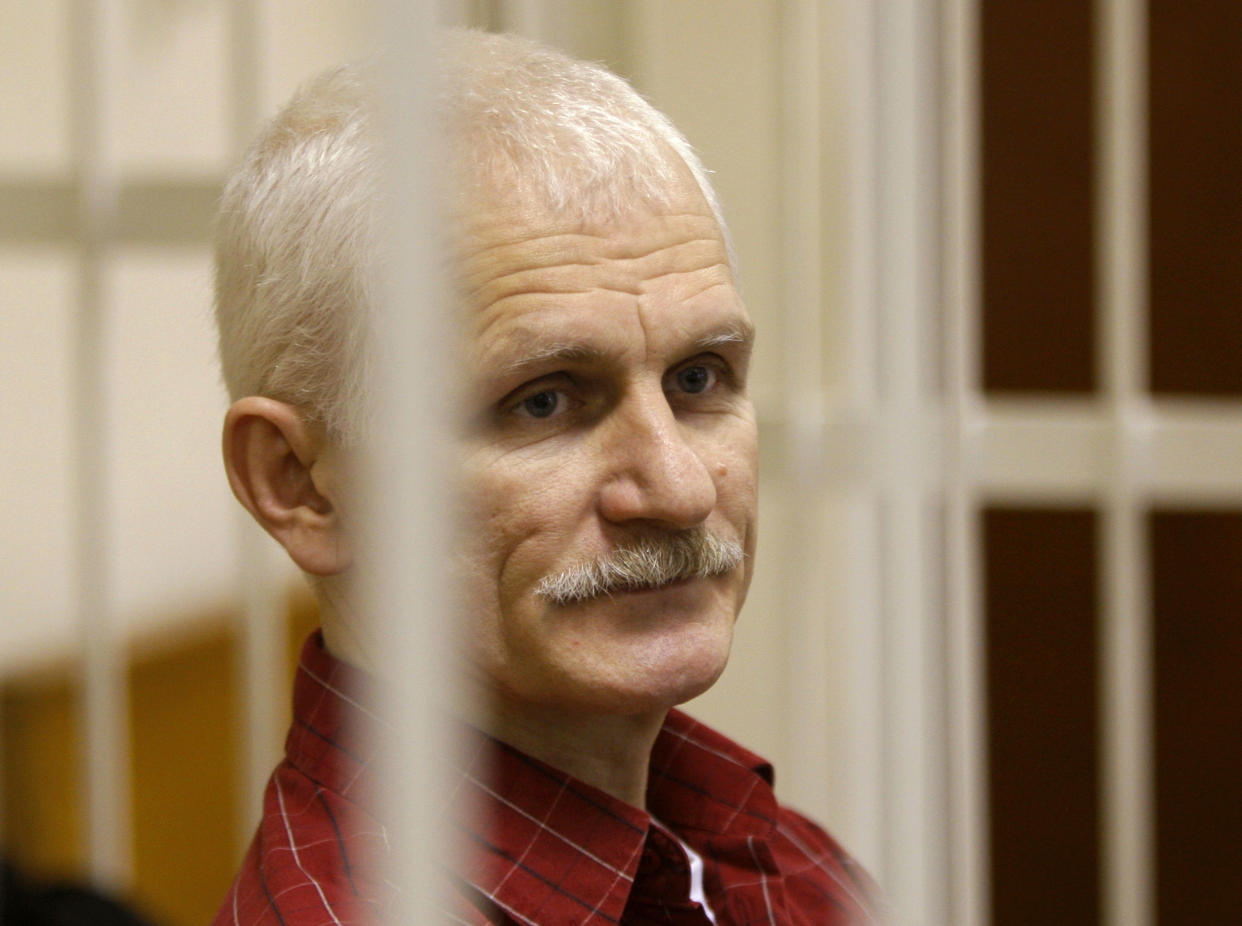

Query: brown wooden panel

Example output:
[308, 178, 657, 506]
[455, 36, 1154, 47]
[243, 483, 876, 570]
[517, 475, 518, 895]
[0, 587, 317, 925]
[983, 507, 1100, 926]
[981, 1, 1097, 393]
[286, 582, 321, 678]
[128, 625, 242, 926]
[1151, 511, 1242, 924]
[1, 677, 85, 880]
[1149, 5, 1242, 395]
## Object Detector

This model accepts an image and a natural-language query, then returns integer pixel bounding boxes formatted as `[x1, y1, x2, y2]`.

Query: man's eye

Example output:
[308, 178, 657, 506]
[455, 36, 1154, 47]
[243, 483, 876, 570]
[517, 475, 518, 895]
[516, 390, 566, 419]
[674, 364, 717, 395]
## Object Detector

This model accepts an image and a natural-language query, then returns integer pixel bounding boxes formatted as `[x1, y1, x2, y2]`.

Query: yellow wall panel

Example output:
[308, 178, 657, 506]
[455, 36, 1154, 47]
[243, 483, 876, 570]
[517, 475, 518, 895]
[1, 676, 85, 880]
[1, 587, 320, 924]
[128, 624, 240, 926]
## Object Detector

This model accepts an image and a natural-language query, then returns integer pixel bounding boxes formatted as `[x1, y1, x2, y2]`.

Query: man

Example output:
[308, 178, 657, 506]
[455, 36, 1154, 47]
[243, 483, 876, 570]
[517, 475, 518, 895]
[213, 30, 878, 925]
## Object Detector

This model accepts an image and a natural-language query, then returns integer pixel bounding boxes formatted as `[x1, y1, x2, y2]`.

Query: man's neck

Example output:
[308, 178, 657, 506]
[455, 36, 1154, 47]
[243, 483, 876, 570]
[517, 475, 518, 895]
[471, 695, 667, 809]
[316, 584, 384, 675]
[318, 607, 669, 808]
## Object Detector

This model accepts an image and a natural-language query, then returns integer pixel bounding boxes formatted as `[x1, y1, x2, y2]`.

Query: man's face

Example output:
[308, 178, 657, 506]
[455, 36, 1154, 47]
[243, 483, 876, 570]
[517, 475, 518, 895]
[455, 172, 759, 718]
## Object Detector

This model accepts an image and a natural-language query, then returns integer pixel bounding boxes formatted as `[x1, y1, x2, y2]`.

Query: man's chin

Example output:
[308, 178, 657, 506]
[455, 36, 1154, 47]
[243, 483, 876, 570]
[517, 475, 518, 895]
[581, 639, 733, 715]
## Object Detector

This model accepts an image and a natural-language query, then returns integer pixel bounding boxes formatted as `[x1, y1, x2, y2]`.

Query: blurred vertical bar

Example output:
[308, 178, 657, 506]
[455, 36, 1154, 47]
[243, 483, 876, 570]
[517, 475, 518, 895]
[778, 0, 832, 840]
[225, 0, 287, 846]
[942, 0, 987, 923]
[368, 0, 454, 920]
[70, 0, 131, 890]
[837, 0, 886, 874]
[499, 0, 548, 40]
[874, 0, 947, 922]
[1096, 1, 1153, 925]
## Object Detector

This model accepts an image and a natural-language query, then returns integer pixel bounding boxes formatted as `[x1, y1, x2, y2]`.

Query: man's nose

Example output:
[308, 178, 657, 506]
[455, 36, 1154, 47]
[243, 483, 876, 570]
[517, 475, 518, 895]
[596, 388, 717, 529]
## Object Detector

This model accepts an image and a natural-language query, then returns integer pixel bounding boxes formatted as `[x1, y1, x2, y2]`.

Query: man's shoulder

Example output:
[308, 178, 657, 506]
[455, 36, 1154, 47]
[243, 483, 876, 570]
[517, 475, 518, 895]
[212, 761, 389, 926]
[655, 711, 881, 920]
[770, 802, 882, 913]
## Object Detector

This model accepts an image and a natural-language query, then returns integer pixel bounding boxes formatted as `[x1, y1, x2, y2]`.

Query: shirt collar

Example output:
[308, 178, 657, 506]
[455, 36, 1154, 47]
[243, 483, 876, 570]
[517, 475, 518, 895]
[283, 630, 385, 812]
[647, 709, 779, 843]
[452, 726, 651, 925]
[453, 711, 783, 923]
[285, 632, 785, 924]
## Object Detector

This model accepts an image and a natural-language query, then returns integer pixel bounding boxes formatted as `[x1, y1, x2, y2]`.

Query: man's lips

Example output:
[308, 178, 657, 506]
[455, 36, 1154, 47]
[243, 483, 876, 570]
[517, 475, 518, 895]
[611, 576, 694, 596]
[561, 575, 718, 605]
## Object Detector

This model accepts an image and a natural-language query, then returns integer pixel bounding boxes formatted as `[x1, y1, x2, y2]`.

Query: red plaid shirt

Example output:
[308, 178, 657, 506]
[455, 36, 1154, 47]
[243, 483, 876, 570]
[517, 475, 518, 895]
[214, 633, 880, 925]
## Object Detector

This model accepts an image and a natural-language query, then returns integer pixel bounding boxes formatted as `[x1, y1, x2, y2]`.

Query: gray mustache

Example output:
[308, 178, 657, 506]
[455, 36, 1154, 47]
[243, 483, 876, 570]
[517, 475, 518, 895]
[535, 527, 745, 606]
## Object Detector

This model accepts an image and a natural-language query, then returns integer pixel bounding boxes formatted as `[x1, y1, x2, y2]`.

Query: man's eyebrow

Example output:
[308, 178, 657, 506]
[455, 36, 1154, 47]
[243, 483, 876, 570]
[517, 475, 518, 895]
[694, 319, 756, 352]
[494, 318, 755, 380]
[497, 342, 608, 380]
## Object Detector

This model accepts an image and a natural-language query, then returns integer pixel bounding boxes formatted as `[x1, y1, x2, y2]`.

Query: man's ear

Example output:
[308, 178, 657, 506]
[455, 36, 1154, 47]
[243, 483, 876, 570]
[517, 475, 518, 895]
[222, 397, 351, 576]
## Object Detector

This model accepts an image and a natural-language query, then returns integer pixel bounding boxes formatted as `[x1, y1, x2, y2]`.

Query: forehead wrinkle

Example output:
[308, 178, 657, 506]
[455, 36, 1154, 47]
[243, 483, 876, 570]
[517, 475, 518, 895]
[463, 239, 730, 315]
[463, 266, 641, 311]
[456, 209, 721, 261]
[681, 278, 737, 303]
[637, 261, 734, 299]
[455, 210, 725, 289]
[463, 231, 724, 273]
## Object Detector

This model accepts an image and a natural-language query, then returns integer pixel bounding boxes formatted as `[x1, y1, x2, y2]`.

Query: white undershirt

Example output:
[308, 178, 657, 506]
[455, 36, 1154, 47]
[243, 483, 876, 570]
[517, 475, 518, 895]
[652, 819, 718, 924]
[680, 838, 718, 924]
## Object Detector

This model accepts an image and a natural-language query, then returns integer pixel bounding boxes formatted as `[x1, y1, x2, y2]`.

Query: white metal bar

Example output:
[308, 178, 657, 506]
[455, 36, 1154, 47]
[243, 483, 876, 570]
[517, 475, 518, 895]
[842, 0, 881, 408]
[234, 517, 285, 837]
[777, 0, 835, 822]
[368, 1, 455, 919]
[1145, 409, 1242, 501]
[820, 0, 887, 875]
[439, 0, 474, 28]
[1096, 2, 1154, 925]
[780, 0, 825, 451]
[834, 491, 887, 871]
[498, 0, 549, 41]
[838, 0, 886, 876]
[977, 402, 1113, 500]
[228, 0, 265, 152]
[941, 0, 988, 923]
[225, 0, 288, 847]
[878, 0, 921, 904]
[874, 0, 948, 922]
[1099, 498, 1152, 926]
[807, 400, 1242, 502]
[70, 0, 131, 891]
[974, 402, 1242, 502]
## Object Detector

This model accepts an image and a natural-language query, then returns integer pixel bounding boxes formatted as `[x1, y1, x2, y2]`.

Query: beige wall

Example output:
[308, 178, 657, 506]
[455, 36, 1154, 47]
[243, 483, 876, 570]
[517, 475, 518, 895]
[1, 0, 371, 671]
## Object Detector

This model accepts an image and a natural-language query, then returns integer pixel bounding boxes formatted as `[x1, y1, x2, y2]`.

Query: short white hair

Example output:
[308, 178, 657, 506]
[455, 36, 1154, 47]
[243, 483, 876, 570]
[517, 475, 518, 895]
[214, 29, 731, 445]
